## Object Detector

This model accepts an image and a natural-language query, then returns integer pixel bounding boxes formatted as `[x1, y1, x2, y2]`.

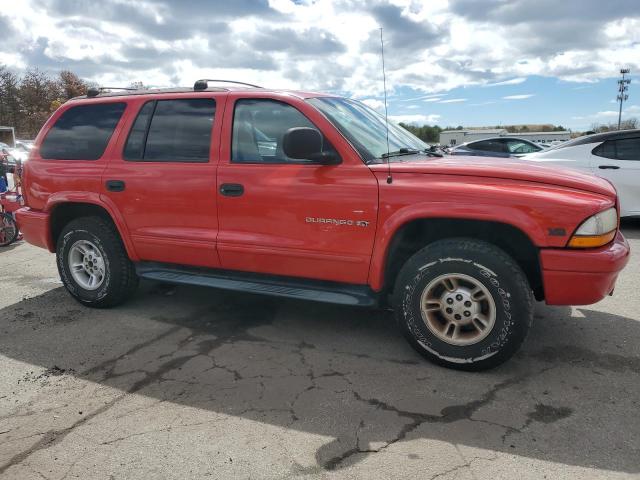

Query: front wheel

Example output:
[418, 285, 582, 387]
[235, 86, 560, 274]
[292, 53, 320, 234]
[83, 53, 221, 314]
[393, 239, 533, 371]
[57, 216, 138, 308]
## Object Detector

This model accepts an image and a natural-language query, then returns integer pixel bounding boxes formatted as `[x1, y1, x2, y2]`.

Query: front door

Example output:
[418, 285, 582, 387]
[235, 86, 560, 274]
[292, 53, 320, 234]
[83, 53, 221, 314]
[104, 95, 224, 267]
[216, 95, 378, 284]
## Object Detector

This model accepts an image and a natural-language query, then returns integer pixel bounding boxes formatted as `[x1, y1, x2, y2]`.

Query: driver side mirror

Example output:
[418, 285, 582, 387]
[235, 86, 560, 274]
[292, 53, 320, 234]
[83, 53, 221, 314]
[282, 127, 340, 165]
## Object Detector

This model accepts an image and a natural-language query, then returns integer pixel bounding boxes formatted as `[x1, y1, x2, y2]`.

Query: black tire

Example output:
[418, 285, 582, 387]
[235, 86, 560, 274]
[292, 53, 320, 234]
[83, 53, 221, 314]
[393, 238, 533, 371]
[56, 216, 138, 308]
[0, 213, 18, 247]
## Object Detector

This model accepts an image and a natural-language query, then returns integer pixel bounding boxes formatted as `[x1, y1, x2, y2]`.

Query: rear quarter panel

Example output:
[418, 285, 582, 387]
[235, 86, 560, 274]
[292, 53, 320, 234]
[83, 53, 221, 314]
[23, 98, 129, 212]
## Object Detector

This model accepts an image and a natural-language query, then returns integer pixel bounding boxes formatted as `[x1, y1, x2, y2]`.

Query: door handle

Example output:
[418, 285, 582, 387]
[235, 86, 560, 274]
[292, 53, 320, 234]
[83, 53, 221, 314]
[598, 165, 620, 170]
[106, 180, 126, 192]
[220, 183, 244, 197]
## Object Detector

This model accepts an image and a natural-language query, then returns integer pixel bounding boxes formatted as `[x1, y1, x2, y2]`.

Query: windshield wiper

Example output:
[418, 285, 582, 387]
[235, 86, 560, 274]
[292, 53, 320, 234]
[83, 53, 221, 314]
[379, 147, 443, 161]
[380, 148, 420, 159]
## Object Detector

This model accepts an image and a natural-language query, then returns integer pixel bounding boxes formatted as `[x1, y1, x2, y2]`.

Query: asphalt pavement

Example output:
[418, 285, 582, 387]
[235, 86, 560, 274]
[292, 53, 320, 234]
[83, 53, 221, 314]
[0, 221, 639, 479]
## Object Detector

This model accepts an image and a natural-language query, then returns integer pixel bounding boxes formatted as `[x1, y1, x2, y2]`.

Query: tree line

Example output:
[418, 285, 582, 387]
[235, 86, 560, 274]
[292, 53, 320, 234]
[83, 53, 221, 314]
[0, 66, 94, 139]
[589, 118, 637, 133]
[399, 123, 569, 144]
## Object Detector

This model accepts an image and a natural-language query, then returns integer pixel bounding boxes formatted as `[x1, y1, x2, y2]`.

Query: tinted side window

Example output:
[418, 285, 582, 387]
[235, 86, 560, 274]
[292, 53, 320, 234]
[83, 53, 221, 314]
[592, 141, 616, 159]
[592, 139, 640, 160]
[467, 141, 490, 151]
[232, 99, 336, 164]
[123, 101, 154, 160]
[124, 98, 216, 162]
[614, 138, 640, 160]
[470, 140, 506, 153]
[41, 103, 126, 160]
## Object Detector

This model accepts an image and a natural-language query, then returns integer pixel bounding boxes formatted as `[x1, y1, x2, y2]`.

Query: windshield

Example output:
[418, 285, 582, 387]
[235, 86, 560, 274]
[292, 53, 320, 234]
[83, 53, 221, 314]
[307, 97, 428, 162]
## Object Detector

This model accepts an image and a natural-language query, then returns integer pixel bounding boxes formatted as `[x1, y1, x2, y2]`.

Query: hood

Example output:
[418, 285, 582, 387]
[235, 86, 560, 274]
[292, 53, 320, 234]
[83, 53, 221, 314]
[371, 155, 616, 199]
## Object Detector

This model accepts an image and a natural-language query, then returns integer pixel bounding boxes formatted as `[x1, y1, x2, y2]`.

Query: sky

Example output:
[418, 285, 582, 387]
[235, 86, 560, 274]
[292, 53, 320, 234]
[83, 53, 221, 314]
[1, 0, 640, 131]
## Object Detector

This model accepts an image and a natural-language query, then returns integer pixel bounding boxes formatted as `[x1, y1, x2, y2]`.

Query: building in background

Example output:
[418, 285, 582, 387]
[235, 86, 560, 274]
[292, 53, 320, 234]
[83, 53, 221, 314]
[439, 129, 570, 146]
[439, 129, 506, 146]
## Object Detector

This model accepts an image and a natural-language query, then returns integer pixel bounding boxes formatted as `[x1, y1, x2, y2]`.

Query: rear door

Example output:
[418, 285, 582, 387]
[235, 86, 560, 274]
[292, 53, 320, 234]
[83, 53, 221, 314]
[103, 94, 224, 267]
[590, 137, 640, 216]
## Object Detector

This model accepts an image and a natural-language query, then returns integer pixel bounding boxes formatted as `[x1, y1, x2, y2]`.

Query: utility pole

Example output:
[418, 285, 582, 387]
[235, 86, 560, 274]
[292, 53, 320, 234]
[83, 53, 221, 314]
[617, 68, 630, 130]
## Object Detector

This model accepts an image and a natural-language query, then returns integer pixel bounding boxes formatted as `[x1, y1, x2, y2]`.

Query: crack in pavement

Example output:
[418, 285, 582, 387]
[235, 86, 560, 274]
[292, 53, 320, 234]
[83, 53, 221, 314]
[429, 451, 498, 480]
[321, 368, 552, 470]
[0, 393, 125, 475]
[0, 301, 281, 474]
[0, 322, 196, 474]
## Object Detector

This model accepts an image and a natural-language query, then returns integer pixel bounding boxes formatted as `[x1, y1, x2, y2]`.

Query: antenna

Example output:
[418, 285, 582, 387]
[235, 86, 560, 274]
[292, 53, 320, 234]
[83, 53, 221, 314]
[380, 28, 392, 184]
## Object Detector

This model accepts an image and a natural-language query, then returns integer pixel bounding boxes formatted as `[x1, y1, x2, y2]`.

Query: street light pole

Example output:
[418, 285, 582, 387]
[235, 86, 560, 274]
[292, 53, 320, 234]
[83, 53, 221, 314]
[617, 68, 630, 130]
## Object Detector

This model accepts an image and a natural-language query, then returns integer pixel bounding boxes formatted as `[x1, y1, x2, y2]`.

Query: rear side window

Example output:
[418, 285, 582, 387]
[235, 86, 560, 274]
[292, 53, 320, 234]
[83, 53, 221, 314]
[469, 140, 507, 153]
[40, 103, 126, 160]
[593, 138, 640, 160]
[124, 98, 216, 162]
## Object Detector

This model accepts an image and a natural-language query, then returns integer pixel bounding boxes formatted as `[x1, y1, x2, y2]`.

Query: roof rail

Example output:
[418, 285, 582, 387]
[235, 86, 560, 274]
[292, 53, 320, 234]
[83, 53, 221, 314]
[193, 79, 262, 91]
[87, 86, 139, 98]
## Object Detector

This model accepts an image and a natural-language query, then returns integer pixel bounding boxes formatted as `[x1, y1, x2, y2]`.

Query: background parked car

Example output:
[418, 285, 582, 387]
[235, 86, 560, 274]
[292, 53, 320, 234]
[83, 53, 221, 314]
[7, 140, 34, 162]
[524, 129, 640, 217]
[449, 137, 544, 158]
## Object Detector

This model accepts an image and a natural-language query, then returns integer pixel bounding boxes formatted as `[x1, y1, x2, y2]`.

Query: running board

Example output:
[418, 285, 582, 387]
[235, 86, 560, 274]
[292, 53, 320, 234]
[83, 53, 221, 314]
[135, 263, 378, 307]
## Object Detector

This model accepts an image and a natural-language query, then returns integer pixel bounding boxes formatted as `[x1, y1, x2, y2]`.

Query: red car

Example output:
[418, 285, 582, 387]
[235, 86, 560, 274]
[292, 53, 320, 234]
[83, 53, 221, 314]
[16, 80, 630, 370]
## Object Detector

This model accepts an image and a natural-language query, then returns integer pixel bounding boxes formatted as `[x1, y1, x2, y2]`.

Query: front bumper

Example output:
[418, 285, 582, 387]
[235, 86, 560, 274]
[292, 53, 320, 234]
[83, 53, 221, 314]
[541, 231, 630, 305]
[14, 207, 54, 252]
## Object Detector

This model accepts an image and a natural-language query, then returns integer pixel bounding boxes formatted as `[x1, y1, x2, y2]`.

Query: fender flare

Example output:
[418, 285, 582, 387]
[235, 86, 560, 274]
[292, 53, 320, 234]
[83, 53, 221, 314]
[45, 192, 139, 260]
[367, 202, 546, 291]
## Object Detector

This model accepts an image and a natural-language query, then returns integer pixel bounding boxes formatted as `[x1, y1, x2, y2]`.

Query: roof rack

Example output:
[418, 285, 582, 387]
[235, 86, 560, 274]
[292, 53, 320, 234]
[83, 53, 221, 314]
[193, 79, 262, 91]
[87, 86, 139, 98]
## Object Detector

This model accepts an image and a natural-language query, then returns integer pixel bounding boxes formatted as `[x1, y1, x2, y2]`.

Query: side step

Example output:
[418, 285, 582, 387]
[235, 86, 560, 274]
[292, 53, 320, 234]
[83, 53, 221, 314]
[135, 262, 379, 307]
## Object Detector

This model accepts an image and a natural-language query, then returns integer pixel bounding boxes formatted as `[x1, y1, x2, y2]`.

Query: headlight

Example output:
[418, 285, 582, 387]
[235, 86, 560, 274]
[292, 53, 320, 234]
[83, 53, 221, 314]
[568, 207, 618, 248]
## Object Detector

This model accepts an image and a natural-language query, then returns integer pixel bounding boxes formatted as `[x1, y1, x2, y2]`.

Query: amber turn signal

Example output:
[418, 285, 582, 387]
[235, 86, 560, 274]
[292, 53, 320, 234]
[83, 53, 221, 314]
[568, 230, 616, 248]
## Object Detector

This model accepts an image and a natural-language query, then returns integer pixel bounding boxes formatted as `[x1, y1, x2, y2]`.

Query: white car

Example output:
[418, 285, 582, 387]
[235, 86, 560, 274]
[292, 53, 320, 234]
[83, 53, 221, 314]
[524, 129, 640, 217]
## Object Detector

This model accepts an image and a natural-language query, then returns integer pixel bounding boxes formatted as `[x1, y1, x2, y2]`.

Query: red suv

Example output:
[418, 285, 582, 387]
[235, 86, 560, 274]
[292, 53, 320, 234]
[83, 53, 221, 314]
[16, 80, 630, 370]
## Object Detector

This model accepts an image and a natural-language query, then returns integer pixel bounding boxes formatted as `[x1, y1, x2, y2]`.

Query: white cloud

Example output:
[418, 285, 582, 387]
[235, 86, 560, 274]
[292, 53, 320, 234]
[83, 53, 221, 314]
[0, 0, 639, 98]
[438, 98, 467, 103]
[390, 114, 442, 125]
[400, 94, 447, 102]
[361, 98, 386, 111]
[503, 94, 535, 100]
[572, 105, 639, 121]
[483, 77, 526, 87]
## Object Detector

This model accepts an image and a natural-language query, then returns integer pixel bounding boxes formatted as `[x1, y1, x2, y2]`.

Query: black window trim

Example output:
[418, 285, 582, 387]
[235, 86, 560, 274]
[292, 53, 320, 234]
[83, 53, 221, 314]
[41, 101, 127, 161]
[123, 98, 216, 163]
[230, 97, 341, 165]
[592, 137, 640, 161]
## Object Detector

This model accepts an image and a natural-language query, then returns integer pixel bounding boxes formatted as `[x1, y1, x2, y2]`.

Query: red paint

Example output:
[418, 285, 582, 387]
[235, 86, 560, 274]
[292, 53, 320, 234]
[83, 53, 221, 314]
[540, 231, 629, 305]
[16, 88, 630, 307]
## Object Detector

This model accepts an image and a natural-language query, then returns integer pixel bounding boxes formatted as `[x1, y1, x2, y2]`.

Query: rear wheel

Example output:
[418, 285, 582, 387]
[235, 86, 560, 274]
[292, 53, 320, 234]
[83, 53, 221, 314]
[393, 238, 533, 371]
[0, 213, 18, 247]
[57, 216, 138, 308]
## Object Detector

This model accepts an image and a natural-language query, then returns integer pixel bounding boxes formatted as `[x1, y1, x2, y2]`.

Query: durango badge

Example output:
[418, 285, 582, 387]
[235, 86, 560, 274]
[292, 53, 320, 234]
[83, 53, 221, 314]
[305, 217, 370, 227]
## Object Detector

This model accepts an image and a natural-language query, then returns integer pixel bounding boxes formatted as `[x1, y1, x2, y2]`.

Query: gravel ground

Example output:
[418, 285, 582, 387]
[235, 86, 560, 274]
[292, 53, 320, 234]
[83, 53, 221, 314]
[0, 221, 639, 479]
